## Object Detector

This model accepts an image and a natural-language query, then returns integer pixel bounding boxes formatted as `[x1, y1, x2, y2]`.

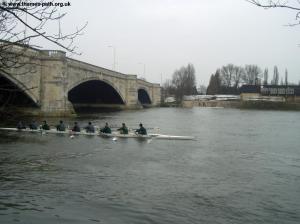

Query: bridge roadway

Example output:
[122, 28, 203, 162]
[0, 44, 161, 116]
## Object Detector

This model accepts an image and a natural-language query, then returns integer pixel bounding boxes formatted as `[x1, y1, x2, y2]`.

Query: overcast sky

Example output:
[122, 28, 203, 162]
[49, 0, 300, 86]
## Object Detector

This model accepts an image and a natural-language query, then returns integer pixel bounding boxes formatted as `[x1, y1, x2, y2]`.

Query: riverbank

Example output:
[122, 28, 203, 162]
[240, 101, 300, 110]
[2, 100, 300, 120]
[181, 99, 300, 111]
[182, 100, 240, 108]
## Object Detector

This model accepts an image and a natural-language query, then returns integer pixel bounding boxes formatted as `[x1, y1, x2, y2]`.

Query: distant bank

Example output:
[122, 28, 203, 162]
[168, 85, 300, 111]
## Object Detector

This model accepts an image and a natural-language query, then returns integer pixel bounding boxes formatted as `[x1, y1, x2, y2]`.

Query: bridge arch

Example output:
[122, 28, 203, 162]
[0, 72, 39, 107]
[67, 78, 126, 109]
[138, 88, 152, 105]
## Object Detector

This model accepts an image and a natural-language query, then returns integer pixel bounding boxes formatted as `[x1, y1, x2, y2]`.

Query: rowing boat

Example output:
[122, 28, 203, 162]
[0, 127, 195, 140]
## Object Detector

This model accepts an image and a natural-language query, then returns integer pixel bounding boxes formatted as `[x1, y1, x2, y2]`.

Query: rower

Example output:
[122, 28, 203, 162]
[100, 122, 111, 134]
[117, 123, 128, 134]
[72, 122, 81, 132]
[41, 120, 50, 130]
[17, 121, 26, 130]
[85, 122, 95, 133]
[56, 120, 66, 131]
[135, 123, 147, 135]
[29, 120, 38, 130]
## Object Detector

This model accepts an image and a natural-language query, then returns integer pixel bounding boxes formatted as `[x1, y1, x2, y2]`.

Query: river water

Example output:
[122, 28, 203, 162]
[0, 108, 299, 224]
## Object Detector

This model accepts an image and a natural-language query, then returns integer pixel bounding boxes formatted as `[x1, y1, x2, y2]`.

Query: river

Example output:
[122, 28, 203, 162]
[0, 108, 299, 223]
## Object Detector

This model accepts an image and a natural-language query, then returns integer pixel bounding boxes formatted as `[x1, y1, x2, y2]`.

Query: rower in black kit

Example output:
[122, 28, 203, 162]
[85, 122, 95, 133]
[72, 122, 81, 132]
[135, 123, 147, 135]
[56, 120, 66, 131]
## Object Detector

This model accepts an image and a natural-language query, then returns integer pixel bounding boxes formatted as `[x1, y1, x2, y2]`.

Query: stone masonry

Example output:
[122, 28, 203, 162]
[1, 45, 161, 116]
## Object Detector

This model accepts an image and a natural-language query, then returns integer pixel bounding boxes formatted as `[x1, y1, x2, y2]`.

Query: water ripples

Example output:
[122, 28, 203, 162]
[0, 108, 300, 223]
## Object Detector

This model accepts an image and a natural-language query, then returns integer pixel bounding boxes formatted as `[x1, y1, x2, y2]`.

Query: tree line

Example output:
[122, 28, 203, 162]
[163, 63, 299, 101]
[206, 64, 295, 95]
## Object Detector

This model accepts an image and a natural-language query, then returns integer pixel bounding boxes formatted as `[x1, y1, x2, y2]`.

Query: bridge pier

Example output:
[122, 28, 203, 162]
[38, 51, 75, 116]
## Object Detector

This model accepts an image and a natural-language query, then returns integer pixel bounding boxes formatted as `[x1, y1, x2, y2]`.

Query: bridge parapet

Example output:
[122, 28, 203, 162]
[66, 58, 133, 80]
[137, 79, 160, 87]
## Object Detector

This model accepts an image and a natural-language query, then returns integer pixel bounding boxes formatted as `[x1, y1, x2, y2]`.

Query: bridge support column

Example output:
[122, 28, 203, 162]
[151, 84, 162, 106]
[124, 75, 142, 109]
[39, 55, 75, 116]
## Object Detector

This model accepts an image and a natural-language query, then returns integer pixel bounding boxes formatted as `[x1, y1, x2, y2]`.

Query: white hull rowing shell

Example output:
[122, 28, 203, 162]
[0, 128, 195, 140]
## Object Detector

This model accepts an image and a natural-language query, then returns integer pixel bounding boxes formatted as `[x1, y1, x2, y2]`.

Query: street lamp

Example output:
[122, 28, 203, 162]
[108, 45, 116, 71]
[138, 62, 146, 80]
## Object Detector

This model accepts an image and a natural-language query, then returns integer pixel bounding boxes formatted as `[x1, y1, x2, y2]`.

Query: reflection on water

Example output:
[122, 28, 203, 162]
[0, 108, 300, 224]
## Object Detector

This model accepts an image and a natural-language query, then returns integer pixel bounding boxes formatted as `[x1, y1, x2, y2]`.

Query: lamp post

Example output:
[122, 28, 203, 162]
[138, 62, 146, 80]
[108, 45, 116, 71]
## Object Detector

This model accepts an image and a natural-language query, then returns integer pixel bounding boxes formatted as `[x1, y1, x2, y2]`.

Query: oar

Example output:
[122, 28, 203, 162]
[94, 126, 160, 132]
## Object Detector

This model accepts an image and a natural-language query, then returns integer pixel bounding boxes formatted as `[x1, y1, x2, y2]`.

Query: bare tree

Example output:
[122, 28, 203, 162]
[272, 65, 279, 85]
[263, 68, 268, 85]
[172, 63, 197, 101]
[0, 0, 86, 111]
[220, 64, 244, 88]
[197, 85, 207, 95]
[162, 79, 176, 97]
[0, 1, 87, 52]
[280, 77, 284, 85]
[0, 1, 87, 74]
[232, 66, 244, 88]
[220, 64, 235, 87]
[243, 64, 262, 85]
[246, 0, 300, 26]
[285, 68, 288, 85]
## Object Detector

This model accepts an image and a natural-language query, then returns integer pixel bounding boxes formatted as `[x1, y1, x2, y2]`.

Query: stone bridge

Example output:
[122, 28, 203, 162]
[0, 45, 161, 116]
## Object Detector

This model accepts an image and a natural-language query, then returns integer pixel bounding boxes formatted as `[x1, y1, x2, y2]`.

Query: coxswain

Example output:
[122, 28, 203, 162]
[135, 123, 147, 135]
[56, 120, 66, 131]
[41, 120, 50, 130]
[117, 123, 128, 134]
[85, 122, 95, 133]
[100, 122, 111, 134]
[16, 121, 26, 130]
[29, 120, 38, 130]
[72, 122, 81, 132]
